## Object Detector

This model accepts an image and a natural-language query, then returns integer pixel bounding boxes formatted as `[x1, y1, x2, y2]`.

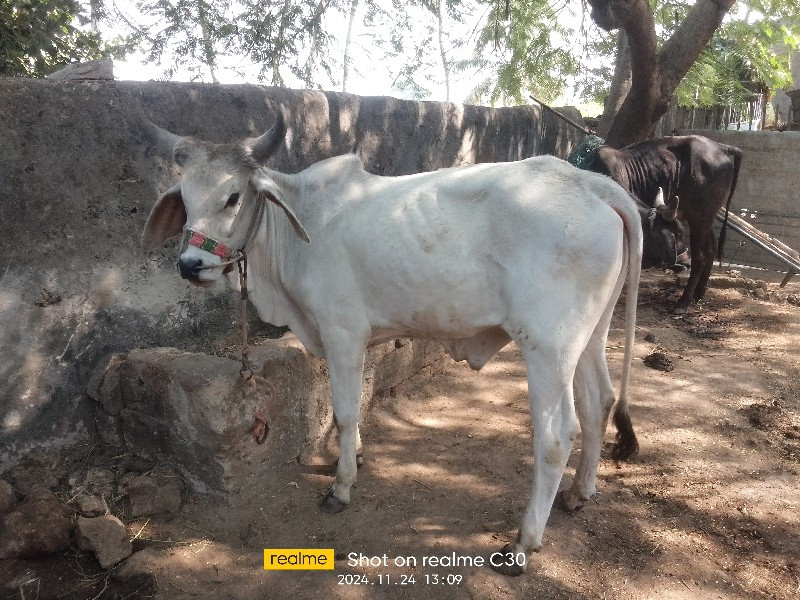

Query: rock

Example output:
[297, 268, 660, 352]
[83, 467, 116, 498]
[77, 515, 132, 569]
[67, 469, 86, 490]
[71, 492, 106, 517]
[787, 294, 799, 306]
[754, 288, 768, 300]
[46, 58, 114, 80]
[643, 332, 660, 344]
[124, 467, 183, 517]
[118, 471, 139, 493]
[0, 480, 17, 514]
[112, 336, 448, 498]
[26, 486, 57, 502]
[87, 353, 127, 415]
[0, 496, 72, 558]
[2, 458, 60, 495]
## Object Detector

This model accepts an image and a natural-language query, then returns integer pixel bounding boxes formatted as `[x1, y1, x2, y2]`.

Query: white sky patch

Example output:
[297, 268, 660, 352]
[103, 0, 610, 107]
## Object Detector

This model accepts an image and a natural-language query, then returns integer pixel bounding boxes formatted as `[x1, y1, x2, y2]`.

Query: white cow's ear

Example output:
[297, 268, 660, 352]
[250, 170, 311, 243]
[141, 184, 186, 251]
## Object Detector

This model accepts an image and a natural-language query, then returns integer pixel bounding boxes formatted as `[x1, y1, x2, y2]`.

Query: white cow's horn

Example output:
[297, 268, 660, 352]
[249, 105, 288, 164]
[138, 112, 184, 158]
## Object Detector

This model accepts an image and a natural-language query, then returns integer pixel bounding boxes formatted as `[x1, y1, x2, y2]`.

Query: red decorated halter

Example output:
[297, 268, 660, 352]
[180, 228, 244, 275]
[182, 228, 238, 261]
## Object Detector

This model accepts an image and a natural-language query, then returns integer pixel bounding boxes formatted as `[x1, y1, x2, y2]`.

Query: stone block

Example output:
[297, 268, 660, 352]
[87, 353, 127, 416]
[46, 59, 114, 80]
[123, 466, 183, 517]
[76, 515, 133, 569]
[0, 494, 72, 558]
[114, 336, 446, 498]
[71, 492, 106, 517]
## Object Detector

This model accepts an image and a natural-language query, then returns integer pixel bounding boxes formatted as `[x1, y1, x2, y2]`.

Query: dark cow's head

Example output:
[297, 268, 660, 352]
[634, 189, 687, 271]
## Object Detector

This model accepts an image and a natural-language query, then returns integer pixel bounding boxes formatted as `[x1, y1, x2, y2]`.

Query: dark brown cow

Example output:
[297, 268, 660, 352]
[590, 135, 742, 313]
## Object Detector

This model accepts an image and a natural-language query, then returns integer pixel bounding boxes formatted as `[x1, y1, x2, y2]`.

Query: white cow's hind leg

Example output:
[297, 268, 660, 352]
[356, 426, 364, 465]
[562, 249, 627, 511]
[320, 343, 367, 513]
[491, 342, 579, 576]
[561, 336, 615, 512]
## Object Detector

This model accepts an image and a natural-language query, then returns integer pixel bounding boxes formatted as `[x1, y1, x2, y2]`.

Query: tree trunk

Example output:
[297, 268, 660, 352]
[589, 0, 736, 148]
[195, 0, 219, 84]
[342, 0, 360, 92]
[596, 31, 631, 139]
[437, 0, 450, 102]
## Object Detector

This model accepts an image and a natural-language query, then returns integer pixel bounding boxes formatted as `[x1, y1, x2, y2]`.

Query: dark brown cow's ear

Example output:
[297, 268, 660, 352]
[141, 184, 186, 251]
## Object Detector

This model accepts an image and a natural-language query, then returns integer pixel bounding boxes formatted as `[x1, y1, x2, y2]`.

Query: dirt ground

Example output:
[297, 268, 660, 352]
[2, 270, 799, 599]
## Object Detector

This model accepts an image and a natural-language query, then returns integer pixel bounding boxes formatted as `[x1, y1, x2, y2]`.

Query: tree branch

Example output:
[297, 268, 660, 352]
[593, 0, 660, 146]
[657, 0, 736, 94]
[596, 31, 631, 139]
[589, 0, 737, 147]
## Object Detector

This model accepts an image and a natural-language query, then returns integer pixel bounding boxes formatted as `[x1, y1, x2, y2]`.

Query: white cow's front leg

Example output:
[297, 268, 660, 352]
[320, 342, 367, 514]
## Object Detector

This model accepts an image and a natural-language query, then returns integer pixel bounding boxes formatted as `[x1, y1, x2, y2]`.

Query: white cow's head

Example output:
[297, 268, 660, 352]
[140, 107, 309, 286]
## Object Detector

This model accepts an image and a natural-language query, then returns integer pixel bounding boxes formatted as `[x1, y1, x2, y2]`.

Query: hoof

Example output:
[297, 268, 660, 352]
[320, 489, 348, 514]
[554, 490, 584, 513]
[488, 543, 526, 577]
[670, 305, 688, 315]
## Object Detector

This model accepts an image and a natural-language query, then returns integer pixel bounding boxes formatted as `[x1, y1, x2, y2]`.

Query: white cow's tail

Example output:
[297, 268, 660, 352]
[609, 191, 643, 462]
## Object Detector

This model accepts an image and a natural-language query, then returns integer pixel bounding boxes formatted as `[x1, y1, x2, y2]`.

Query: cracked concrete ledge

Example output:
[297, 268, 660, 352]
[90, 336, 448, 499]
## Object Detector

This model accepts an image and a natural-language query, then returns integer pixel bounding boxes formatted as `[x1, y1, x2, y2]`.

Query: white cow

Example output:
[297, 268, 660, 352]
[141, 108, 642, 576]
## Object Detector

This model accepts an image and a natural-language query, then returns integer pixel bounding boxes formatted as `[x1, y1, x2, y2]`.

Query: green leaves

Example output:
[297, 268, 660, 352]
[677, 10, 799, 108]
[0, 0, 125, 77]
[464, 0, 580, 105]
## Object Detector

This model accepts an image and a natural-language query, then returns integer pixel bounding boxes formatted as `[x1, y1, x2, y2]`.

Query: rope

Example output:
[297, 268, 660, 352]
[237, 254, 252, 379]
[567, 135, 606, 170]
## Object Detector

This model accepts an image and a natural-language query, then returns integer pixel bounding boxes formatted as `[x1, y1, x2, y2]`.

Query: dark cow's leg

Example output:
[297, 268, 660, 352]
[693, 230, 716, 301]
[672, 222, 714, 315]
[673, 244, 698, 314]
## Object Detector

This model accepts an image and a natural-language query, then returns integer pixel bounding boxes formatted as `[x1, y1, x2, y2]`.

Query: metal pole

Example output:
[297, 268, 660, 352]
[528, 94, 594, 136]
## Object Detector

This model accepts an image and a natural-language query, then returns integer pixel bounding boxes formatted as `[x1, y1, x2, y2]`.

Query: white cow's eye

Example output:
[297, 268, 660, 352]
[226, 192, 240, 208]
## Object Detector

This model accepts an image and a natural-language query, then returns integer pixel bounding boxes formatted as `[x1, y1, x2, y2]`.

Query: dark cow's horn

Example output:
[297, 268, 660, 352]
[653, 187, 666, 207]
[138, 112, 184, 159]
[248, 105, 288, 164]
[658, 195, 680, 222]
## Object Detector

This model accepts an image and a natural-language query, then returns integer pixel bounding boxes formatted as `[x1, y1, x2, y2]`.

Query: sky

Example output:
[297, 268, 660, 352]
[105, 0, 603, 110]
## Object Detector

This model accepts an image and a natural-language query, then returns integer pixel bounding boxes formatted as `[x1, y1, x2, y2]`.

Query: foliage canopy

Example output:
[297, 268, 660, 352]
[5, 0, 797, 109]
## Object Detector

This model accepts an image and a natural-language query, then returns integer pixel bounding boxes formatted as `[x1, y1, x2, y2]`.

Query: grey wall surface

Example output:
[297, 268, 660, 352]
[0, 78, 583, 467]
[677, 129, 800, 272]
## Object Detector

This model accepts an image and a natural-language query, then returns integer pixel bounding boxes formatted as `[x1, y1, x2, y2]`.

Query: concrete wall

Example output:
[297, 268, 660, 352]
[0, 78, 583, 467]
[676, 129, 800, 272]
